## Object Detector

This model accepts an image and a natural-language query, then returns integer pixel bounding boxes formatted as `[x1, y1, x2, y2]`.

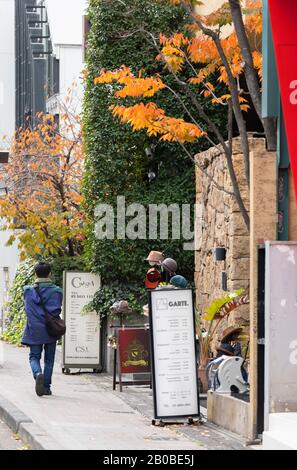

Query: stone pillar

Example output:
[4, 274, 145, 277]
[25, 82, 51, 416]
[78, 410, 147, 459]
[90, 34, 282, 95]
[249, 141, 277, 440]
[195, 137, 277, 439]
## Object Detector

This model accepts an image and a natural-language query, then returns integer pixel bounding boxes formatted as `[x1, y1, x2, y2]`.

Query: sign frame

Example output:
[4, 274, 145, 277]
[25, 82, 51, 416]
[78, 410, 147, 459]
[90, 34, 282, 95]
[62, 271, 102, 371]
[148, 288, 200, 420]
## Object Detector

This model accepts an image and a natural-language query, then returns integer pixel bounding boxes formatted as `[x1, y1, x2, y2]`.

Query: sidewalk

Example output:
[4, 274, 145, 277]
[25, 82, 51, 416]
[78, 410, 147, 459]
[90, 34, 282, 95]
[0, 342, 250, 450]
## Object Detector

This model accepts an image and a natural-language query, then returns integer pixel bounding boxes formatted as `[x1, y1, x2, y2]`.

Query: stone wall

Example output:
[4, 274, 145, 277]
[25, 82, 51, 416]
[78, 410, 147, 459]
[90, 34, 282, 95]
[195, 137, 258, 341]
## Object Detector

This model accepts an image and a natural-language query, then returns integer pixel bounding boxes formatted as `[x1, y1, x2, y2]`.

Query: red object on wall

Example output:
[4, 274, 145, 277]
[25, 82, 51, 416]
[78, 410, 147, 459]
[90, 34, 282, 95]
[269, 0, 297, 201]
[118, 328, 151, 374]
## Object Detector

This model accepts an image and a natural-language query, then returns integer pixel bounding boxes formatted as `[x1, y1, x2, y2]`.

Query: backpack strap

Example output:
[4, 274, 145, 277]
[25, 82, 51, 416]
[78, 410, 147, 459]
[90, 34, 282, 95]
[34, 284, 50, 315]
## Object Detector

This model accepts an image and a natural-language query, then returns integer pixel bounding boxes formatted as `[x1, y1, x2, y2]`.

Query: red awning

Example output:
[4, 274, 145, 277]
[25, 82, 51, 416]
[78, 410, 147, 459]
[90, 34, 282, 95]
[269, 0, 297, 200]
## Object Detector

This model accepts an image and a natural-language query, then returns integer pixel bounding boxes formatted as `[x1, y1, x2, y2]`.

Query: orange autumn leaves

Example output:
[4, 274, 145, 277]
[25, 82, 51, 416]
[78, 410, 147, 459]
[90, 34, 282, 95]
[95, 67, 205, 143]
[94, 1, 262, 145]
[0, 113, 85, 260]
[113, 102, 205, 143]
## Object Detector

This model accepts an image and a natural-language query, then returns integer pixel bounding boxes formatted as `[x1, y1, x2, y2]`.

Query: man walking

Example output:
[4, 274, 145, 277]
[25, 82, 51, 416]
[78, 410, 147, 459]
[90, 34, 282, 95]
[22, 262, 63, 397]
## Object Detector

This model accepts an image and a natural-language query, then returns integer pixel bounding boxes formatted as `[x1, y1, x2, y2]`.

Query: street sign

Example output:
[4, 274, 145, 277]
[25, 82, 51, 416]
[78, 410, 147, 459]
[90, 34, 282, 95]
[148, 288, 200, 420]
[62, 272, 101, 370]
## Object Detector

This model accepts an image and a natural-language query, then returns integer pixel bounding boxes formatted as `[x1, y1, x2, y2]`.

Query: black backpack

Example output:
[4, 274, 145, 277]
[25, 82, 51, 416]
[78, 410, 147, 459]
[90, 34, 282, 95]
[34, 285, 66, 338]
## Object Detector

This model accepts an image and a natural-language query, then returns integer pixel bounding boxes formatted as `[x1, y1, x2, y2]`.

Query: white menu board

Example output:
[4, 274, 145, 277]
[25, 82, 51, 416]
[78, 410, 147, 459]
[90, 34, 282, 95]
[63, 272, 101, 367]
[149, 289, 199, 419]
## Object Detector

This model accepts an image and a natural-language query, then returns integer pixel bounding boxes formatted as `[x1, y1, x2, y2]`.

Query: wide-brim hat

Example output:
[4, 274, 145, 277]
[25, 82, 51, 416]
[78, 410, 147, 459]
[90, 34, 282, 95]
[145, 267, 161, 289]
[145, 251, 164, 264]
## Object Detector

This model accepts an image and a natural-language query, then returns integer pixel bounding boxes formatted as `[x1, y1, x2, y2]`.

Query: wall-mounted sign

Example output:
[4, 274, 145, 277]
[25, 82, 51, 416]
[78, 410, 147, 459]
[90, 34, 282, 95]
[149, 288, 200, 420]
[62, 272, 101, 369]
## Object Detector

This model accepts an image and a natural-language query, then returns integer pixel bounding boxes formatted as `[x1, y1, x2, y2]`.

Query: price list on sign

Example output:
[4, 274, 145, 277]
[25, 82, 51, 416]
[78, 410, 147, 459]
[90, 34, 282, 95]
[63, 272, 101, 368]
[149, 289, 199, 419]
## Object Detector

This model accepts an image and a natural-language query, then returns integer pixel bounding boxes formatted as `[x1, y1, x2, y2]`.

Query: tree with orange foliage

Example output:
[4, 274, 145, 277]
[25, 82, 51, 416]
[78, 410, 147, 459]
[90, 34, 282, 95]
[94, 1, 276, 231]
[0, 110, 85, 260]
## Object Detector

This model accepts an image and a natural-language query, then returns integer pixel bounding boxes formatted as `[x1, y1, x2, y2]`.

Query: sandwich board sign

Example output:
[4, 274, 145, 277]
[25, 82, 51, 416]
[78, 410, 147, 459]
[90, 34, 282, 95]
[148, 288, 200, 420]
[62, 272, 101, 371]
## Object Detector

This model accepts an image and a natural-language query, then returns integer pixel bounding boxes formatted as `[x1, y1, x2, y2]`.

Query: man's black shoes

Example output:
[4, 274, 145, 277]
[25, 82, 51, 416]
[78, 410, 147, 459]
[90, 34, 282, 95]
[35, 373, 45, 397]
[43, 388, 52, 396]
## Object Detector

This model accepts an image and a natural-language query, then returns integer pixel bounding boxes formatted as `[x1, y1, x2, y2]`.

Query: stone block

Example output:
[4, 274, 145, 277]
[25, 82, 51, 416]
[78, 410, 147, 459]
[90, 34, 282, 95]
[230, 236, 250, 259]
[228, 279, 250, 292]
[230, 212, 250, 236]
[229, 257, 250, 280]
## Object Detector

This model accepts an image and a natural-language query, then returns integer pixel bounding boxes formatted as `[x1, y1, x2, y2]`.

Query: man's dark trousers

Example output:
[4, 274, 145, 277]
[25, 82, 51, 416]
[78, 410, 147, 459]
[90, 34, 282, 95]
[29, 343, 57, 390]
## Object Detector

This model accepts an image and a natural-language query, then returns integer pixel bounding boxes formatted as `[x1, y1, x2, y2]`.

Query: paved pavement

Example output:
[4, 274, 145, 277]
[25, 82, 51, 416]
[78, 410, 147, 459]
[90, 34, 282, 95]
[0, 419, 26, 450]
[88, 375, 250, 450]
[0, 342, 202, 450]
[0, 342, 254, 450]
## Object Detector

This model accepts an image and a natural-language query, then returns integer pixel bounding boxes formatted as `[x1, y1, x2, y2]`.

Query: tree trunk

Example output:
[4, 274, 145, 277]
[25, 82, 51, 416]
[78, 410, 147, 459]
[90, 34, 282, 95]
[229, 0, 277, 151]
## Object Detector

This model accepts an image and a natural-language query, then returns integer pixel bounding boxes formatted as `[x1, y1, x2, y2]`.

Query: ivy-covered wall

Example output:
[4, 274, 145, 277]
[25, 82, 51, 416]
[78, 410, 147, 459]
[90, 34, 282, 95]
[2, 261, 35, 345]
[83, 0, 227, 287]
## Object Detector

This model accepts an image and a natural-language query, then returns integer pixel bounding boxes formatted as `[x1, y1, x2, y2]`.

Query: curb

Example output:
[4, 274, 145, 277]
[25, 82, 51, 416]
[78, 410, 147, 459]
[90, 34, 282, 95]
[0, 394, 64, 450]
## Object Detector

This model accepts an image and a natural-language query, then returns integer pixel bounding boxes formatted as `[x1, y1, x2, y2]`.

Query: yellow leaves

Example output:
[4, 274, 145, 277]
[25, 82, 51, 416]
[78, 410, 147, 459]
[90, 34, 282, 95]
[238, 96, 250, 113]
[253, 50, 262, 81]
[188, 35, 218, 64]
[159, 32, 188, 48]
[95, 67, 165, 98]
[157, 44, 185, 73]
[204, 2, 232, 28]
[115, 76, 165, 98]
[157, 33, 189, 72]
[112, 103, 165, 135]
[94, 66, 132, 84]
[244, 0, 262, 34]
[111, 102, 205, 144]
[1, 109, 85, 260]
[92, 1, 263, 154]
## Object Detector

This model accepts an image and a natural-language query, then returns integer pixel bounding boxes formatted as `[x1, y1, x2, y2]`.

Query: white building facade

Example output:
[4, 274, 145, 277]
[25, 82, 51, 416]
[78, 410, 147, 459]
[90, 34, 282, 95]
[0, 0, 20, 329]
[0, 0, 15, 147]
[44, 0, 87, 115]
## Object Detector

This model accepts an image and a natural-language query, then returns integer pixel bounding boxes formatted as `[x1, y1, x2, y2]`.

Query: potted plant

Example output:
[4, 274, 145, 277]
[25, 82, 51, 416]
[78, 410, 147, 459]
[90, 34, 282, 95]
[195, 289, 249, 392]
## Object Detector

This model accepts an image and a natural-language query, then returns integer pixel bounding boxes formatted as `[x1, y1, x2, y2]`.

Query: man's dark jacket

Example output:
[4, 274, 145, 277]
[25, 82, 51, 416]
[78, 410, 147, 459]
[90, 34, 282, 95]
[22, 280, 63, 346]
